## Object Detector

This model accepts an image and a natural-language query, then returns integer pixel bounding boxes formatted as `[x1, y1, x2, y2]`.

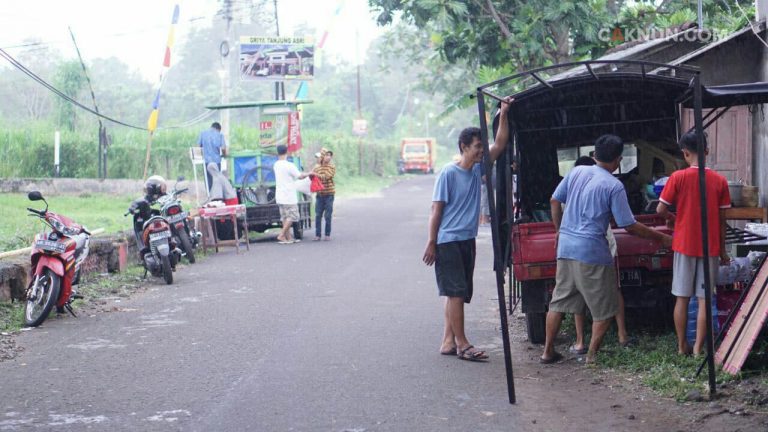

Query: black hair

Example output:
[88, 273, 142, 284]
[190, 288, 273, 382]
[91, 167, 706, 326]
[211, 122, 222, 131]
[575, 156, 596, 167]
[457, 127, 481, 154]
[276, 144, 288, 155]
[593, 134, 624, 163]
[679, 131, 707, 153]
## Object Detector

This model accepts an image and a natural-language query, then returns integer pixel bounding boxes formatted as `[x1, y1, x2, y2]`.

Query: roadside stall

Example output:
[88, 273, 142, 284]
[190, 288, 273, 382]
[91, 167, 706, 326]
[204, 100, 313, 241]
[475, 60, 768, 402]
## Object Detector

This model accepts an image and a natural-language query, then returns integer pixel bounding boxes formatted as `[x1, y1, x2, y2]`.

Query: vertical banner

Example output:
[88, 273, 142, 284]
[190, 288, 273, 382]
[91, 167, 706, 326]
[259, 107, 289, 148]
[287, 111, 302, 152]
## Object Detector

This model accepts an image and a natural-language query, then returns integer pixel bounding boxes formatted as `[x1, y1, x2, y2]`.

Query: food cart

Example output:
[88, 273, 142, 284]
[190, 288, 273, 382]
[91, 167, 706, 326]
[205, 100, 313, 240]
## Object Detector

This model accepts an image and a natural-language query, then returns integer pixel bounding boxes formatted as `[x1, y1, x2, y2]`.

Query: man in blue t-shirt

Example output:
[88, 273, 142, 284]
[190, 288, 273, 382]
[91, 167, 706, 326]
[541, 134, 672, 365]
[198, 122, 228, 191]
[422, 96, 513, 362]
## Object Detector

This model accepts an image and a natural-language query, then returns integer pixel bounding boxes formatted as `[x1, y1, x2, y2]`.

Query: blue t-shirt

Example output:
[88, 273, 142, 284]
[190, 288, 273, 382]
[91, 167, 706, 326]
[552, 165, 636, 266]
[432, 163, 482, 244]
[198, 128, 227, 164]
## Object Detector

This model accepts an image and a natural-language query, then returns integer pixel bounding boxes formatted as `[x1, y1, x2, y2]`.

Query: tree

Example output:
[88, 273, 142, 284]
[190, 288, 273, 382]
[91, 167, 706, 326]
[53, 60, 86, 132]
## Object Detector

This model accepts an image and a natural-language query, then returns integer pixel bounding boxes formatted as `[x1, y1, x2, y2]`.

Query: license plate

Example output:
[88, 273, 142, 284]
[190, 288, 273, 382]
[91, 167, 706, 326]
[166, 212, 187, 224]
[620, 270, 642, 287]
[35, 240, 66, 254]
[149, 231, 171, 241]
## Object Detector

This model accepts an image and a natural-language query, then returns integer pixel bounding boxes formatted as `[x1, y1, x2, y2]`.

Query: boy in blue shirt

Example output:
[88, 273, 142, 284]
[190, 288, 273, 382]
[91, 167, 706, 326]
[422, 97, 512, 362]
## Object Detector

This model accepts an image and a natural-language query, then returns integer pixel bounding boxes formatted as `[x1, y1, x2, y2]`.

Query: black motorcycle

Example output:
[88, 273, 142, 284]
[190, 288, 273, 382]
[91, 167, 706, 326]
[155, 178, 200, 264]
[125, 198, 180, 285]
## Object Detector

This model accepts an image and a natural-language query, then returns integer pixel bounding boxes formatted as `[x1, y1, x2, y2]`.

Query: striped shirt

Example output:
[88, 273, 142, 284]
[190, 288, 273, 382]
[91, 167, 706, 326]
[313, 164, 336, 196]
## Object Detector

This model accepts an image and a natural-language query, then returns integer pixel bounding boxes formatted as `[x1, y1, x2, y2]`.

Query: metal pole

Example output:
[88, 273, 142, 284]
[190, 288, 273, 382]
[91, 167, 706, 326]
[693, 73, 717, 397]
[697, 0, 704, 29]
[477, 90, 516, 404]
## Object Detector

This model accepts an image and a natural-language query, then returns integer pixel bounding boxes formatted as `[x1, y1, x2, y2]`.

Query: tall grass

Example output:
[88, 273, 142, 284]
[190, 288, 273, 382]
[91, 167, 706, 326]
[0, 124, 399, 180]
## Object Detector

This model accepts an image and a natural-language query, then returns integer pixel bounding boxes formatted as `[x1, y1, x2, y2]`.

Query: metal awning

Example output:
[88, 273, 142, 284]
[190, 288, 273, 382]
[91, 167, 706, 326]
[698, 82, 768, 108]
[205, 99, 314, 110]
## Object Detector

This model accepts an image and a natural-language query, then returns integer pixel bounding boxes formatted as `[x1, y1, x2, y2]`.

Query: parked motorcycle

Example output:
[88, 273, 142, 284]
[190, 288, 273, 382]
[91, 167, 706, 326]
[125, 197, 180, 285]
[154, 178, 200, 264]
[25, 191, 91, 327]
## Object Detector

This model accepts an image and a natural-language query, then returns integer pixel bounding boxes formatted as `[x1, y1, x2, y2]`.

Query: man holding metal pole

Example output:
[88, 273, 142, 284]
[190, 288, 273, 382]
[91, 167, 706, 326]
[422, 96, 512, 362]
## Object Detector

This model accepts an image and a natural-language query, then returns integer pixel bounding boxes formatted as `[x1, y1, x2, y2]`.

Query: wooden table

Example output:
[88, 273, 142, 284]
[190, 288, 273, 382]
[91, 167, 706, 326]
[197, 205, 250, 254]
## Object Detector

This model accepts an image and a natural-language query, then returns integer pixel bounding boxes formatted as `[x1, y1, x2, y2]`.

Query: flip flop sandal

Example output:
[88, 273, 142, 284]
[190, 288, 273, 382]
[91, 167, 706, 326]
[568, 345, 588, 355]
[539, 352, 564, 364]
[457, 345, 488, 362]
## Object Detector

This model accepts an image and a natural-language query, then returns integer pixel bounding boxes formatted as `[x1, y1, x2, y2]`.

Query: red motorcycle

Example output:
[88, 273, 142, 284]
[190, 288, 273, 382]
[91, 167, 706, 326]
[25, 191, 91, 327]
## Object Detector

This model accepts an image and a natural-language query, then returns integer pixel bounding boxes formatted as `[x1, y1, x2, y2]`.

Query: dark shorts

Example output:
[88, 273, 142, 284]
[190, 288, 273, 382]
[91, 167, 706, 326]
[435, 239, 476, 303]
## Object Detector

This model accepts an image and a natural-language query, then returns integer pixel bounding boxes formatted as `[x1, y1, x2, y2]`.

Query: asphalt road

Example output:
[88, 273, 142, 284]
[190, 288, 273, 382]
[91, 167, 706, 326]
[0, 176, 730, 431]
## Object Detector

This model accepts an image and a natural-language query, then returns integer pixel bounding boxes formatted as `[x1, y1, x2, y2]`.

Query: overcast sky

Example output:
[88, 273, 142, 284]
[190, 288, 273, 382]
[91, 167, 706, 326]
[0, 0, 386, 80]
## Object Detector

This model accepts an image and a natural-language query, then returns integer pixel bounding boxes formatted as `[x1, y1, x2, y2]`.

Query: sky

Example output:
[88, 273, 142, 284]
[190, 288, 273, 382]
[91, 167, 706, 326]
[0, 0, 387, 80]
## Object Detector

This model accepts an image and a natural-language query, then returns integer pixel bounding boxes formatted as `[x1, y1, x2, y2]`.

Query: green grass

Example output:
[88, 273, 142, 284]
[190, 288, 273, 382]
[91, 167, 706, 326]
[595, 331, 748, 401]
[0, 192, 135, 252]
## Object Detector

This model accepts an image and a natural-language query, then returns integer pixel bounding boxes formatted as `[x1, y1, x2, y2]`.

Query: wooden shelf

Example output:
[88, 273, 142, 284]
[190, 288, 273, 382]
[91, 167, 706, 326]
[723, 207, 768, 223]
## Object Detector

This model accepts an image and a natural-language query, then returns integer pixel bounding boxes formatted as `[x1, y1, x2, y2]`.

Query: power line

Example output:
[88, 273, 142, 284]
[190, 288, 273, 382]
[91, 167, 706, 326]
[0, 47, 148, 130]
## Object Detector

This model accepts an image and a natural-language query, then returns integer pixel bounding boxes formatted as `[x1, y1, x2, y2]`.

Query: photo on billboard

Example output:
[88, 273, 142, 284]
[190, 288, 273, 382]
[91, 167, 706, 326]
[240, 36, 315, 81]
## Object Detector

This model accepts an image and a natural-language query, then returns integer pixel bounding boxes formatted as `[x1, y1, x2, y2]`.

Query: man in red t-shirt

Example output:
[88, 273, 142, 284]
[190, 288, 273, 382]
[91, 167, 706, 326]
[657, 131, 731, 356]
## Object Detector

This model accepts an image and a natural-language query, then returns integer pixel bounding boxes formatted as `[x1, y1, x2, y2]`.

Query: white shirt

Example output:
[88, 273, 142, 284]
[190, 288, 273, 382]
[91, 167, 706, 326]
[274, 159, 300, 204]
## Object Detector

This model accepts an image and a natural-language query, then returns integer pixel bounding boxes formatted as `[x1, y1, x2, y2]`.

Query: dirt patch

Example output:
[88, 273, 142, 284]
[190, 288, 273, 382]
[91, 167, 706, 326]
[506, 310, 768, 431]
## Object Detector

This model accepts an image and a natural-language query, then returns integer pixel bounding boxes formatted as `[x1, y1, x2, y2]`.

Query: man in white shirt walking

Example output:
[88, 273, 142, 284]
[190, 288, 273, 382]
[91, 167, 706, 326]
[274, 144, 310, 244]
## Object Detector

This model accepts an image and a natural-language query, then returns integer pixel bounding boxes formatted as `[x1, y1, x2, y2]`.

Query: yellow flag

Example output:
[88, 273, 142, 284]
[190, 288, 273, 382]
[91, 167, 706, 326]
[147, 109, 159, 132]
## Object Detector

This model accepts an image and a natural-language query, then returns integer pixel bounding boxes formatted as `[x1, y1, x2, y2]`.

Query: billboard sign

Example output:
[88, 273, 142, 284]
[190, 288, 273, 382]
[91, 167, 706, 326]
[240, 36, 315, 81]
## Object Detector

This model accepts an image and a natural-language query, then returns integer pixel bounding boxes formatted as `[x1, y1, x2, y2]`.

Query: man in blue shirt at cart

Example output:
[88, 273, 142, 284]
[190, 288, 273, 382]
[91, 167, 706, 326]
[198, 122, 228, 192]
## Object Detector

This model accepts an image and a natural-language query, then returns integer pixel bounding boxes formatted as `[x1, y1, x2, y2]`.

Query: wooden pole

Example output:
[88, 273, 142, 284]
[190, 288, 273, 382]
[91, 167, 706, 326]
[143, 132, 154, 180]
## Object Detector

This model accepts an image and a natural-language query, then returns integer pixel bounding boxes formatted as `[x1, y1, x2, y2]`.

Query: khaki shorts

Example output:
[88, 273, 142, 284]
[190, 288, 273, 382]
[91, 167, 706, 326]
[278, 204, 300, 222]
[549, 259, 619, 321]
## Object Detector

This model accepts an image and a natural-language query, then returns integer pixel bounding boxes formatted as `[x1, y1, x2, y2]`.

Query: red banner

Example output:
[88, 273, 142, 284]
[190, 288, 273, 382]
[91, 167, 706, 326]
[287, 111, 302, 153]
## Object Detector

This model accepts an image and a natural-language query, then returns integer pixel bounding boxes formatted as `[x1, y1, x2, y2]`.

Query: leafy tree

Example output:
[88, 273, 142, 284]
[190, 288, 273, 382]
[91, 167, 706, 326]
[53, 60, 86, 132]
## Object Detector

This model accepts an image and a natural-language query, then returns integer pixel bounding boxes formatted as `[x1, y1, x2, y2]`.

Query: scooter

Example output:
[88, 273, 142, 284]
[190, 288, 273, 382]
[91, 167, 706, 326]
[154, 178, 200, 264]
[25, 191, 91, 327]
[125, 197, 180, 285]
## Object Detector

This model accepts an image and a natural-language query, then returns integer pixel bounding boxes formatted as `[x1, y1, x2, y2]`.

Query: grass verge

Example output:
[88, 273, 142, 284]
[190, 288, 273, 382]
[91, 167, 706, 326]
[0, 192, 135, 252]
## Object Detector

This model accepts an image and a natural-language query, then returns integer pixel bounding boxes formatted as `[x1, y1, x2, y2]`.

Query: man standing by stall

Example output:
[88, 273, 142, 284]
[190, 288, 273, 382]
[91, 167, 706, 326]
[274, 144, 310, 244]
[542, 134, 672, 365]
[423, 96, 513, 362]
[313, 149, 336, 241]
[198, 122, 228, 192]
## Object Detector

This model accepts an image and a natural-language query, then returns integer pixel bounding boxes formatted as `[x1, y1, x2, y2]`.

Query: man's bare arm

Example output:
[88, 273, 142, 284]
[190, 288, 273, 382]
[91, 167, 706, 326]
[550, 197, 563, 233]
[488, 97, 513, 162]
[624, 222, 673, 247]
[423, 201, 445, 266]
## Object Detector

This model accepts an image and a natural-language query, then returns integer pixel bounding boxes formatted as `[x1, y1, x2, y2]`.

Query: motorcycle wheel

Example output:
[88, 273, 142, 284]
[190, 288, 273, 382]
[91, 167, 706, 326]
[161, 254, 173, 285]
[178, 230, 196, 264]
[25, 269, 60, 327]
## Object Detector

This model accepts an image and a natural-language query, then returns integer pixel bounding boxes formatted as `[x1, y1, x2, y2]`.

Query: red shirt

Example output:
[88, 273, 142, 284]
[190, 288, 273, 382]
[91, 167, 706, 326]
[659, 167, 730, 257]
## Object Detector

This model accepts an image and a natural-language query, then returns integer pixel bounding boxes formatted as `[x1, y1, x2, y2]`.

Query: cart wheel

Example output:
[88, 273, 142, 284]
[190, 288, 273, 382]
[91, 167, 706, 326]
[242, 166, 276, 205]
[292, 221, 303, 240]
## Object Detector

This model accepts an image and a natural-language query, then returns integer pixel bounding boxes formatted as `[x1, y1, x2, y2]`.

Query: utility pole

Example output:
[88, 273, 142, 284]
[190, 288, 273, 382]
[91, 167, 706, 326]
[221, 0, 233, 142]
[356, 28, 363, 176]
[273, 0, 284, 101]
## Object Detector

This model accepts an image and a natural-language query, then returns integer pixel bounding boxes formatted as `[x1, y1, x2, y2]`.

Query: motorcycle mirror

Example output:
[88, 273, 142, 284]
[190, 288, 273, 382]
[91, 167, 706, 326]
[28, 191, 44, 201]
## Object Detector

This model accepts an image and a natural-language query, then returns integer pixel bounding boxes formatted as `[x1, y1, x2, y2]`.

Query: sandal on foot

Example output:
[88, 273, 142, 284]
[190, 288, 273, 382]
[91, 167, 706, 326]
[568, 345, 588, 355]
[539, 352, 564, 364]
[457, 345, 488, 361]
[620, 337, 638, 348]
[313, 237, 322, 241]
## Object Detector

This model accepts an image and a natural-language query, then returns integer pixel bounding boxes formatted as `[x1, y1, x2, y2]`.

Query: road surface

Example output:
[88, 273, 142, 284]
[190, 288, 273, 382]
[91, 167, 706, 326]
[0, 176, 753, 431]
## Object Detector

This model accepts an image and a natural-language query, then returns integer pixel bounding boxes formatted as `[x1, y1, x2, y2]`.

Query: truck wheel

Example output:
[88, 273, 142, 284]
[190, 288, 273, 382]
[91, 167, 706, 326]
[526, 312, 547, 344]
[293, 221, 303, 240]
